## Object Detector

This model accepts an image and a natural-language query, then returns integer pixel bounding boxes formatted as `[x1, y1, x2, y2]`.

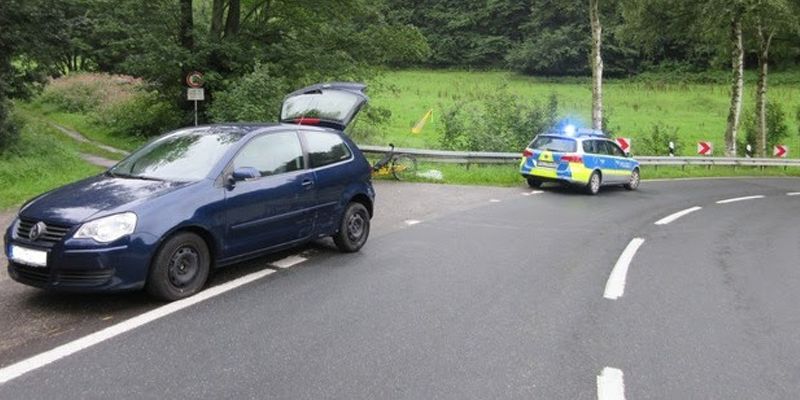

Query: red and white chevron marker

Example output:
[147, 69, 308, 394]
[615, 138, 631, 153]
[697, 141, 713, 156]
[774, 144, 788, 158]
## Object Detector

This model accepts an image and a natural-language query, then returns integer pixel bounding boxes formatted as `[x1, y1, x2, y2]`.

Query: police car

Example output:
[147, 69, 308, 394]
[519, 126, 640, 195]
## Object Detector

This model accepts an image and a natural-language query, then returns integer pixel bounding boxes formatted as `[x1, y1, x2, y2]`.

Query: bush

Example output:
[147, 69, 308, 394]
[438, 84, 559, 152]
[37, 73, 143, 113]
[636, 123, 684, 156]
[0, 100, 22, 153]
[208, 64, 292, 123]
[740, 102, 788, 156]
[94, 90, 183, 138]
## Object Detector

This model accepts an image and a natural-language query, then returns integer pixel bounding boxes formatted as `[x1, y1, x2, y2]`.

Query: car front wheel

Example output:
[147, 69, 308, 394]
[146, 232, 211, 301]
[624, 168, 640, 190]
[333, 202, 370, 253]
[585, 171, 601, 195]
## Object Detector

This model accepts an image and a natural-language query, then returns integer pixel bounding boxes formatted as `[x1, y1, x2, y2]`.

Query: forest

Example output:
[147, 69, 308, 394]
[1, 0, 799, 156]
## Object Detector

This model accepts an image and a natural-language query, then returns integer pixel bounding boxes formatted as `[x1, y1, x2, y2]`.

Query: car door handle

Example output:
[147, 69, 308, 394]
[301, 179, 314, 187]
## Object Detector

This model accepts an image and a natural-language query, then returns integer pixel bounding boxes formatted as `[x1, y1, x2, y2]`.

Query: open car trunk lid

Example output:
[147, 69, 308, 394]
[280, 82, 368, 130]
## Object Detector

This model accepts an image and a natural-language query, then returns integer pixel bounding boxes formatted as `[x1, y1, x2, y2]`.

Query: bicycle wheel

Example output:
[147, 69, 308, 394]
[391, 155, 417, 181]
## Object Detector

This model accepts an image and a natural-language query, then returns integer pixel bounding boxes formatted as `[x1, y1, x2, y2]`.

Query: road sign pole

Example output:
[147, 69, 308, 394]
[194, 100, 198, 126]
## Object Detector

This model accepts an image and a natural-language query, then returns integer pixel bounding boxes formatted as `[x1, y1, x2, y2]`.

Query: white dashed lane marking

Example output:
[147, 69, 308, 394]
[489, 199, 501, 203]
[0, 268, 277, 385]
[716, 195, 765, 204]
[787, 192, 800, 196]
[270, 255, 308, 269]
[597, 367, 626, 400]
[404, 219, 421, 226]
[654, 206, 702, 225]
[604, 238, 645, 300]
[521, 190, 544, 196]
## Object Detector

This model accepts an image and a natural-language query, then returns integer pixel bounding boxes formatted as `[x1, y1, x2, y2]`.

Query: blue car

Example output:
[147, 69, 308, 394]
[4, 83, 375, 300]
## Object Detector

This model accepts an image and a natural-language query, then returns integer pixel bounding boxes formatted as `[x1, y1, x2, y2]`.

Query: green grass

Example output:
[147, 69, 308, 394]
[0, 115, 104, 210]
[370, 69, 800, 156]
[19, 102, 145, 152]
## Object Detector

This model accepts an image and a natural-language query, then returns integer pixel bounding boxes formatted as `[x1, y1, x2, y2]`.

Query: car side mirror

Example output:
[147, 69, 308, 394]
[230, 167, 260, 183]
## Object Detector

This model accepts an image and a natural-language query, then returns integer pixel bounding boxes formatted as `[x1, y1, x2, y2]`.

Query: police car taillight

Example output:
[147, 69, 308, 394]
[522, 149, 533, 158]
[560, 154, 582, 163]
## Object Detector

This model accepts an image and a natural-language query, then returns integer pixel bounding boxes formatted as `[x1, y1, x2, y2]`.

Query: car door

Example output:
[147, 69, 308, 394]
[223, 131, 316, 258]
[595, 141, 622, 184]
[604, 140, 633, 182]
[301, 131, 354, 235]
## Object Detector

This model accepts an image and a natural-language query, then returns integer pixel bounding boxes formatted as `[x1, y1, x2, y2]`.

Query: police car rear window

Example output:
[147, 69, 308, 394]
[530, 136, 576, 153]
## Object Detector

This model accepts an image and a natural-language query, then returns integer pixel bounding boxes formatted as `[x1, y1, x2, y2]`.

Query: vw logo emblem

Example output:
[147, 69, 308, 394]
[29, 222, 46, 241]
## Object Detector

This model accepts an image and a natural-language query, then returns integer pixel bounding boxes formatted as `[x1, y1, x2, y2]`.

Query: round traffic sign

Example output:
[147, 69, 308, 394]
[186, 71, 204, 88]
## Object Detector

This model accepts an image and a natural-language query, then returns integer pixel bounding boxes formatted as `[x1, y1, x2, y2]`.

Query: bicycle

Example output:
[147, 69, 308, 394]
[372, 143, 417, 181]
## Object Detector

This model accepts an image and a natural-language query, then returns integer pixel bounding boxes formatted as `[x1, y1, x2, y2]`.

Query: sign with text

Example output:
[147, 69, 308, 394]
[187, 88, 205, 101]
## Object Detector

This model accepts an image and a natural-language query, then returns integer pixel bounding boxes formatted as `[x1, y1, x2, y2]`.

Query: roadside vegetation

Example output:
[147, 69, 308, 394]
[0, 113, 103, 209]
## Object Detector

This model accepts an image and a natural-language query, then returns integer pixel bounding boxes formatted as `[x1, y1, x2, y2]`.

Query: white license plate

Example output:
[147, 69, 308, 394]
[9, 245, 48, 267]
[537, 161, 556, 169]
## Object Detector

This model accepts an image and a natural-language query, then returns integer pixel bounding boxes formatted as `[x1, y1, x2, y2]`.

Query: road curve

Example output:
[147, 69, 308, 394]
[1, 178, 799, 399]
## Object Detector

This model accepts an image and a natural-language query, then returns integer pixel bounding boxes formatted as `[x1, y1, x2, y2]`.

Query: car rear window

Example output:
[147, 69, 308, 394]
[529, 136, 576, 153]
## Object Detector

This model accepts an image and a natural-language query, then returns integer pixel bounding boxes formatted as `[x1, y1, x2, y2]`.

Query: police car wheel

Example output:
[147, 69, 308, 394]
[526, 177, 542, 188]
[624, 168, 640, 191]
[585, 171, 601, 195]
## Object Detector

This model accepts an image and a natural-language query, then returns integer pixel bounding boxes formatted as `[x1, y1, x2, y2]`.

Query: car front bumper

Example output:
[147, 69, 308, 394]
[4, 226, 159, 292]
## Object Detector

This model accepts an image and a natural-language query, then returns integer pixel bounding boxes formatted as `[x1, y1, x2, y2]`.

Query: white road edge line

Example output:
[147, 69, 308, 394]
[603, 238, 645, 300]
[0, 268, 276, 385]
[654, 206, 702, 225]
[597, 367, 626, 400]
[271, 255, 307, 269]
[716, 195, 765, 204]
[787, 192, 800, 196]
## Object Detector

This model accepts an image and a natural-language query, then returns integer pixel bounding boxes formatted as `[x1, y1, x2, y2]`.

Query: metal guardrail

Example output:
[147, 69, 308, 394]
[358, 145, 800, 168]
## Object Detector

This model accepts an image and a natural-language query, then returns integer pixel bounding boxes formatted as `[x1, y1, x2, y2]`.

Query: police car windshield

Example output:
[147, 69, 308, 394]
[530, 136, 576, 153]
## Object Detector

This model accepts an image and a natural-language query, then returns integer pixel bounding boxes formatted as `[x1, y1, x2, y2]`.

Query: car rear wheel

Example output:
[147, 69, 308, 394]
[585, 171, 601, 195]
[146, 232, 210, 301]
[333, 202, 370, 253]
[624, 168, 640, 191]
[526, 177, 542, 188]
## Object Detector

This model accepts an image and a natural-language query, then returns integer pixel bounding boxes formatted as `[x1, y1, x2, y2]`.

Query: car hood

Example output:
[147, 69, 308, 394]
[19, 174, 191, 225]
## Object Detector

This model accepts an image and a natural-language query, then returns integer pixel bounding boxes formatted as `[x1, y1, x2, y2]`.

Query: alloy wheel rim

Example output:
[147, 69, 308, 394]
[591, 175, 600, 192]
[631, 171, 640, 187]
[168, 246, 200, 288]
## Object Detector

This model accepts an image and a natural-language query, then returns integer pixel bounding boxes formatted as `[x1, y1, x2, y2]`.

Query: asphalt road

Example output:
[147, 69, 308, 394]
[1, 178, 799, 399]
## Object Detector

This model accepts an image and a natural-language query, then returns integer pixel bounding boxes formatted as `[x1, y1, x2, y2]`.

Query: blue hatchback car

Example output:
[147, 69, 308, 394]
[4, 83, 375, 300]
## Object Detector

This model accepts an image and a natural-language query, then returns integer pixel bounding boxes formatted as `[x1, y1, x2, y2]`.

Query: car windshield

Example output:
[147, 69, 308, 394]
[109, 127, 242, 182]
[530, 136, 576, 153]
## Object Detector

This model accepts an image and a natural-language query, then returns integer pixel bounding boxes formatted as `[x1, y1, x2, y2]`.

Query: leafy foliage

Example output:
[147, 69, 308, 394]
[636, 123, 684, 156]
[438, 85, 559, 152]
[741, 102, 789, 154]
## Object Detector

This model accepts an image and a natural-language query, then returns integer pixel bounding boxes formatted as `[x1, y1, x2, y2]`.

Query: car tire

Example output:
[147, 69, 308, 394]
[624, 168, 640, 190]
[333, 202, 370, 253]
[585, 171, 601, 195]
[146, 232, 211, 301]
[526, 177, 543, 188]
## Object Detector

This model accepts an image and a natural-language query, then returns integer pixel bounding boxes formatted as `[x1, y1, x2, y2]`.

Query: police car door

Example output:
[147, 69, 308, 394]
[603, 140, 630, 183]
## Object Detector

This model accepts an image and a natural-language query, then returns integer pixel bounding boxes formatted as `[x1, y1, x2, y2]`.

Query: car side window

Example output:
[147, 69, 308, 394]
[606, 141, 626, 157]
[233, 131, 304, 177]
[304, 132, 352, 168]
[583, 140, 597, 154]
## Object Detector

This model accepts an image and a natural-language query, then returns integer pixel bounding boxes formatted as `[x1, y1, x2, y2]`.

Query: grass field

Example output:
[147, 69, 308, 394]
[0, 114, 104, 210]
[368, 70, 800, 156]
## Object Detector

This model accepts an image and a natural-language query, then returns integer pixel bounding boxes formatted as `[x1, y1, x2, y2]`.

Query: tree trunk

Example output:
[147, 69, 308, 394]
[755, 19, 774, 157]
[179, 0, 194, 50]
[210, 0, 225, 41]
[723, 12, 744, 157]
[225, 0, 240, 38]
[589, 0, 603, 131]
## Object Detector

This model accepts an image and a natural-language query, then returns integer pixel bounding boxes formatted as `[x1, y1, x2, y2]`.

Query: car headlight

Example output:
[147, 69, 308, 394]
[74, 212, 137, 243]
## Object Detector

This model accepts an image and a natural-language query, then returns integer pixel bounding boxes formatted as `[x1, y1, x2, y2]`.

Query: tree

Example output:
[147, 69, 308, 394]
[724, 3, 745, 157]
[590, 0, 603, 130]
[751, 0, 798, 156]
